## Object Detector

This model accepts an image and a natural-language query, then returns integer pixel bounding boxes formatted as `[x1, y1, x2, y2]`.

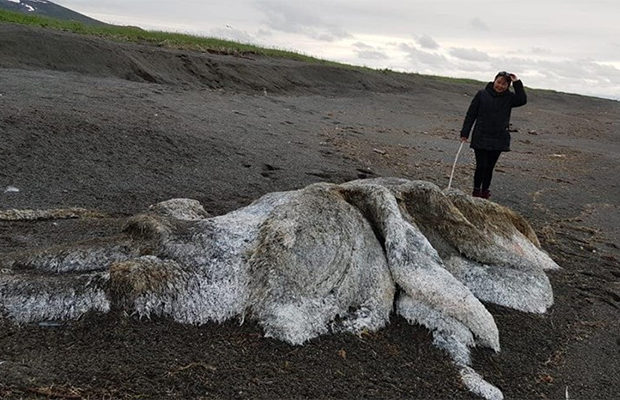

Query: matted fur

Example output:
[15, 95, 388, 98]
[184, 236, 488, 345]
[0, 178, 559, 400]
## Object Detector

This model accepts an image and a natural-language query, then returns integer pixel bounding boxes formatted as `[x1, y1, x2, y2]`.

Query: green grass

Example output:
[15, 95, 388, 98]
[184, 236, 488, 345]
[0, 8, 343, 66]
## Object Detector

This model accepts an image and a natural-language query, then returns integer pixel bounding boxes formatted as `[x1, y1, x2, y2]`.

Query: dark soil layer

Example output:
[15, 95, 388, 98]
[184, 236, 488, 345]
[1, 23, 619, 399]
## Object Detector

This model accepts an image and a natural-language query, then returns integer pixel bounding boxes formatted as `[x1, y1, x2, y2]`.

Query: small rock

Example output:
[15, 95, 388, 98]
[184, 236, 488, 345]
[4, 186, 19, 193]
[539, 374, 554, 383]
[528, 130, 538, 135]
[373, 148, 386, 155]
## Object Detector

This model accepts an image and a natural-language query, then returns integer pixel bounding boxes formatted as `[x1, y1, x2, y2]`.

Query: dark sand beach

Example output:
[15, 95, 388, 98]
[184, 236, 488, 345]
[1, 23, 619, 399]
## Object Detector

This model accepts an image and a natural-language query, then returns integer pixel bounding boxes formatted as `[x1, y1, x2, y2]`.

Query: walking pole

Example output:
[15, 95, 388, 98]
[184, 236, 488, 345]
[447, 141, 464, 190]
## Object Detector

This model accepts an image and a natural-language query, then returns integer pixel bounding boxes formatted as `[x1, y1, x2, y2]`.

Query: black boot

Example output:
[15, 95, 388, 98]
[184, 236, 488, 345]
[472, 188, 482, 197]
[481, 189, 491, 199]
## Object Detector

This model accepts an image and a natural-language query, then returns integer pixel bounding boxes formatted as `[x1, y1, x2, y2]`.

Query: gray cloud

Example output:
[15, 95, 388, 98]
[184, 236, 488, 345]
[353, 42, 374, 50]
[353, 42, 388, 60]
[400, 43, 450, 68]
[209, 27, 256, 44]
[356, 50, 389, 60]
[256, 0, 351, 42]
[530, 47, 552, 55]
[398, 43, 416, 54]
[257, 29, 273, 38]
[449, 47, 490, 62]
[470, 17, 489, 31]
[416, 35, 439, 50]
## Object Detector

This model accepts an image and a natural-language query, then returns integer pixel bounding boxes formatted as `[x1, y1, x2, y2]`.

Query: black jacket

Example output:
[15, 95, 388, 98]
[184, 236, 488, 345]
[460, 80, 527, 151]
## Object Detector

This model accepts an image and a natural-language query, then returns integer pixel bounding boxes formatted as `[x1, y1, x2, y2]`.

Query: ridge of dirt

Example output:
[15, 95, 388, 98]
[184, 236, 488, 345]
[0, 23, 447, 96]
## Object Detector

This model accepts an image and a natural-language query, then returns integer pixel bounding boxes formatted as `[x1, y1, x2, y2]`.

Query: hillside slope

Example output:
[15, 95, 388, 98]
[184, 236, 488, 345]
[0, 23, 464, 95]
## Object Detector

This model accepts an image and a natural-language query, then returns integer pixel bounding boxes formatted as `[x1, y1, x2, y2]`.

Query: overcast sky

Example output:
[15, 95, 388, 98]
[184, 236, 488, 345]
[53, 0, 619, 100]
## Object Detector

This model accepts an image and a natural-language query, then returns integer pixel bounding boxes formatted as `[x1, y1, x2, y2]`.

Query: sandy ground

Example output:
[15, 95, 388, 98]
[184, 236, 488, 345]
[1, 23, 619, 399]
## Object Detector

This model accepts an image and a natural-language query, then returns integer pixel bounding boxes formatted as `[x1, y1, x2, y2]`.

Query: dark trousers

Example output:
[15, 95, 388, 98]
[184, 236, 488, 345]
[474, 149, 502, 190]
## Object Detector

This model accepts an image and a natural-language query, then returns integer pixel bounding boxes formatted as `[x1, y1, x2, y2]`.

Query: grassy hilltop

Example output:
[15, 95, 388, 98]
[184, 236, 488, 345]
[0, 8, 342, 64]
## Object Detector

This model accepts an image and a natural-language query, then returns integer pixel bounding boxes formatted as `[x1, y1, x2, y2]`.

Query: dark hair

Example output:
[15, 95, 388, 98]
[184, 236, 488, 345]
[495, 71, 512, 85]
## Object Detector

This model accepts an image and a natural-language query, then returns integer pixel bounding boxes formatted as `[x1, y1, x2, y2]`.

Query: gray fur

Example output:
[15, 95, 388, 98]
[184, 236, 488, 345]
[0, 178, 558, 400]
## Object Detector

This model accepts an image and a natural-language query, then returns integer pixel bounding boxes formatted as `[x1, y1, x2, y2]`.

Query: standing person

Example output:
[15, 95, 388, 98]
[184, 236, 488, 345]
[460, 71, 527, 198]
